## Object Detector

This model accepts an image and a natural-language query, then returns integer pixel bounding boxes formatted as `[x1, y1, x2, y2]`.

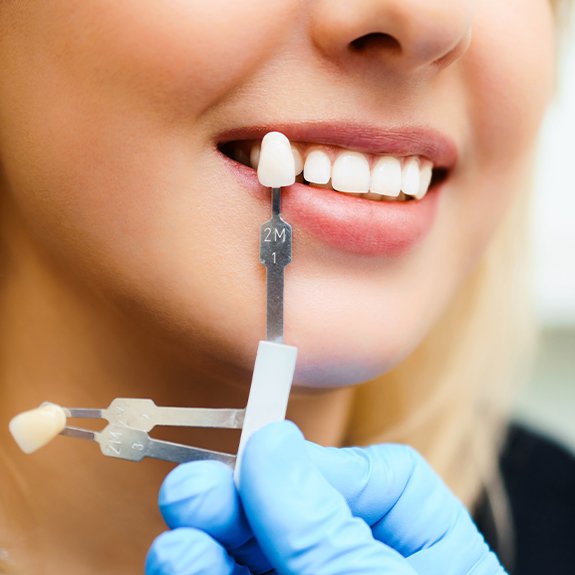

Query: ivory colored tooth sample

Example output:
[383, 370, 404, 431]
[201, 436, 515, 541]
[257, 132, 296, 187]
[9, 403, 67, 454]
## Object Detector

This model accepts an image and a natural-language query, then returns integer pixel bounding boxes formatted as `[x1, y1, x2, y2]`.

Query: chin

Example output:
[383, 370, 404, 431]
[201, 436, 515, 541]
[287, 328, 415, 390]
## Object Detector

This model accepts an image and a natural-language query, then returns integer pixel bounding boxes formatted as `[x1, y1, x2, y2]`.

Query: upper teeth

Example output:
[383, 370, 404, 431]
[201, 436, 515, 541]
[250, 139, 434, 200]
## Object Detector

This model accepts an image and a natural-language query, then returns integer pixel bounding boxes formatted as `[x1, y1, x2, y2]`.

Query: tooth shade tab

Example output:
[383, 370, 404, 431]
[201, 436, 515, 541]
[9, 403, 67, 454]
[332, 151, 371, 193]
[304, 149, 331, 185]
[257, 132, 295, 187]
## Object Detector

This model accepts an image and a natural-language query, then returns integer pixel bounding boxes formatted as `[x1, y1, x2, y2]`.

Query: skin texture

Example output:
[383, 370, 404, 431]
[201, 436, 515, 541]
[0, 0, 554, 573]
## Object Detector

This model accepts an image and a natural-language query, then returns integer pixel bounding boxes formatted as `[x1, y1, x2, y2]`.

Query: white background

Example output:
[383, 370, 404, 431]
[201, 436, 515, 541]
[532, 15, 575, 326]
[516, 13, 575, 448]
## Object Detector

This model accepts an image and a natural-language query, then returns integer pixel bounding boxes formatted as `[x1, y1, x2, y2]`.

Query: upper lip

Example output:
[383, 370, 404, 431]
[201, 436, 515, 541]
[217, 121, 458, 169]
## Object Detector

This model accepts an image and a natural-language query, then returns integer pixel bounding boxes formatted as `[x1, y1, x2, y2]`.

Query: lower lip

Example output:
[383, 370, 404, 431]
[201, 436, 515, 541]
[223, 156, 443, 257]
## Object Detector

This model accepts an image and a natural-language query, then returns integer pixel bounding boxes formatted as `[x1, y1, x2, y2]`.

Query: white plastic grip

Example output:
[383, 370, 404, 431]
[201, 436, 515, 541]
[234, 340, 298, 484]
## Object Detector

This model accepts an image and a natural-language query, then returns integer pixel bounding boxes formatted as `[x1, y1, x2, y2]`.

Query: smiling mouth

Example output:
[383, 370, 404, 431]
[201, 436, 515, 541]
[216, 123, 457, 256]
[219, 139, 449, 202]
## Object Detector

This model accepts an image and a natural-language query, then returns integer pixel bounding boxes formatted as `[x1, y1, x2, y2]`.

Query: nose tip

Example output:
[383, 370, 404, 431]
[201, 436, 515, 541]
[311, 0, 473, 73]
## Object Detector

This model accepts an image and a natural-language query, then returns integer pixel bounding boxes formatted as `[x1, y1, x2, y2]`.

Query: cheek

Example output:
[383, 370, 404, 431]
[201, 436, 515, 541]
[0, 0, 299, 282]
[451, 0, 554, 264]
[467, 0, 555, 170]
[0, 0, 300, 366]
[0, 1, 298, 126]
[71, 1, 295, 119]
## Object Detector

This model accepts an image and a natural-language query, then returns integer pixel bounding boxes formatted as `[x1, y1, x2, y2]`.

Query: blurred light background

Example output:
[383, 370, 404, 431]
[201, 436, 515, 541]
[513, 14, 575, 449]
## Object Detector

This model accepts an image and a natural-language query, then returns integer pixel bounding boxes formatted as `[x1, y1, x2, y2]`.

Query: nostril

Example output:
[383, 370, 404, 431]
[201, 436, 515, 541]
[350, 32, 401, 55]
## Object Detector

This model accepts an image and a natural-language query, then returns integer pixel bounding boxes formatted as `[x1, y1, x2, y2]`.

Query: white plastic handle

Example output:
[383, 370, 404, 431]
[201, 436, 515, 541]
[234, 340, 298, 485]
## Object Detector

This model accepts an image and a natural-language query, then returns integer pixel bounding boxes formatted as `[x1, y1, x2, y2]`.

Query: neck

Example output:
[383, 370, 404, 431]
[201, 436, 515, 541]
[0, 219, 353, 574]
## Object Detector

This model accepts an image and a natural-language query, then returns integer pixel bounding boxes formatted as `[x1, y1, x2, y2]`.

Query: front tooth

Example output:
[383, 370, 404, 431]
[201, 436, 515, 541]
[9, 403, 67, 454]
[250, 143, 260, 169]
[292, 146, 304, 176]
[332, 151, 370, 193]
[257, 132, 295, 187]
[303, 149, 331, 184]
[416, 160, 433, 199]
[370, 156, 402, 197]
[401, 157, 420, 197]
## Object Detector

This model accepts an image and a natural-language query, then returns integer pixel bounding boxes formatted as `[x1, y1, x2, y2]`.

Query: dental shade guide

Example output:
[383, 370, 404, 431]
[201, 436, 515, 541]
[235, 132, 298, 481]
[8, 132, 298, 482]
[10, 400, 241, 465]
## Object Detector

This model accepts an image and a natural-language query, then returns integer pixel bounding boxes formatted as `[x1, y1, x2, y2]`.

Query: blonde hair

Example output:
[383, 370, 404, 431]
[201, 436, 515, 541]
[345, 178, 536, 565]
[345, 0, 570, 512]
[347, 178, 535, 491]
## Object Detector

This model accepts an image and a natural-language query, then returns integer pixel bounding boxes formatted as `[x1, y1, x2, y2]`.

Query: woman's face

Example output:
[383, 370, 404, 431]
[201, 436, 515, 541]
[0, 1, 554, 387]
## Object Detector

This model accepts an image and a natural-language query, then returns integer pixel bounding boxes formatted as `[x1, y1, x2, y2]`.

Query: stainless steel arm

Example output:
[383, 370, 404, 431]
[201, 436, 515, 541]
[61, 424, 236, 466]
[65, 399, 245, 432]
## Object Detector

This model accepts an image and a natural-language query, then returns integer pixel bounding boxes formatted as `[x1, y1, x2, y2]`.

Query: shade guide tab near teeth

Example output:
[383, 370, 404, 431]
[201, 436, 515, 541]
[9, 403, 67, 454]
[257, 132, 296, 188]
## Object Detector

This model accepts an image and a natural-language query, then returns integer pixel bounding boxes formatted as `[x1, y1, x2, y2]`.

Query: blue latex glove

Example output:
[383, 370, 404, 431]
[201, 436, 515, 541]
[146, 421, 506, 574]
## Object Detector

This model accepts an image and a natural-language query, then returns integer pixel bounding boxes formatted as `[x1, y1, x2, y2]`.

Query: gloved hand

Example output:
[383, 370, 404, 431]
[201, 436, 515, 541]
[146, 420, 506, 574]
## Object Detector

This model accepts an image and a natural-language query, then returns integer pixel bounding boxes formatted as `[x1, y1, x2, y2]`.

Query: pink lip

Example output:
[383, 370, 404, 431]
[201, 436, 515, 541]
[217, 122, 457, 257]
[218, 121, 458, 168]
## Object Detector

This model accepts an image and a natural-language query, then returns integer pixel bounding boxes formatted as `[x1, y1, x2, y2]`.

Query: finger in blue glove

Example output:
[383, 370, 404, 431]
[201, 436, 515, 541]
[305, 440, 506, 574]
[145, 527, 250, 575]
[157, 460, 271, 573]
[150, 421, 505, 575]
